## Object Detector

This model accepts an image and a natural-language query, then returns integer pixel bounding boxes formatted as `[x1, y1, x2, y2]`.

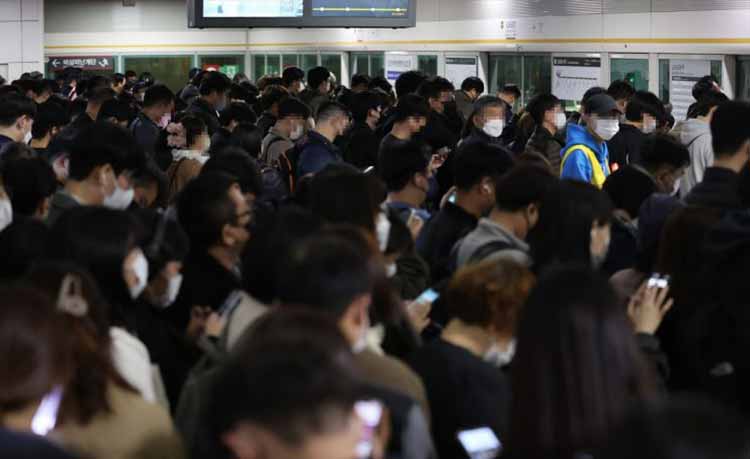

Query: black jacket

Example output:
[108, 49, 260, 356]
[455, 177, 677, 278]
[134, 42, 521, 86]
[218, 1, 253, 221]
[130, 112, 161, 155]
[337, 121, 379, 170]
[524, 126, 564, 173]
[256, 111, 276, 138]
[607, 123, 646, 167]
[186, 98, 221, 135]
[684, 167, 741, 212]
[423, 110, 460, 152]
[417, 202, 479, 284]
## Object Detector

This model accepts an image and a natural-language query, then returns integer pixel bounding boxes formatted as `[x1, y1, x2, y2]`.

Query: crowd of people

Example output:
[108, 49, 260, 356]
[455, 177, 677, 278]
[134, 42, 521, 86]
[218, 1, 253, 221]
[0, 64, 749, 459]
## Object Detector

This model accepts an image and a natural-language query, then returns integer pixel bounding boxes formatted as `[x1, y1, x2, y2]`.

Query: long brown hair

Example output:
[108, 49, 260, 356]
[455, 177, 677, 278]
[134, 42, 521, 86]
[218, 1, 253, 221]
[26, 262, 135, 425]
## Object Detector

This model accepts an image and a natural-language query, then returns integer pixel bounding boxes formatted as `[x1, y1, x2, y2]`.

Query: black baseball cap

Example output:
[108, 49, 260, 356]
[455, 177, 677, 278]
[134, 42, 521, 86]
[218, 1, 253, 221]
[584, 93, 620, 116]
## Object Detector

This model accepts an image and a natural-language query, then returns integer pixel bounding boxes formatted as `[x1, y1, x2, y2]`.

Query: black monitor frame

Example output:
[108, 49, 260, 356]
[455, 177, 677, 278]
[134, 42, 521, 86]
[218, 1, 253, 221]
[188, 0, 417, 28]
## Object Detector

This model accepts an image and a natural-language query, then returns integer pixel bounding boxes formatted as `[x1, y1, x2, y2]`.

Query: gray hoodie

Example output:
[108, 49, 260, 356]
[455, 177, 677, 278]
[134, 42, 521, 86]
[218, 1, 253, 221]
[671, 118, 713, 198]
[455, 217, 531, 268]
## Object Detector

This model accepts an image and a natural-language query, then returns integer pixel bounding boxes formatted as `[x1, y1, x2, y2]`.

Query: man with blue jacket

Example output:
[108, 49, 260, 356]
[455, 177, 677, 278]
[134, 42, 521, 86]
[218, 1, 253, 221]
[561, 93, 621, 188]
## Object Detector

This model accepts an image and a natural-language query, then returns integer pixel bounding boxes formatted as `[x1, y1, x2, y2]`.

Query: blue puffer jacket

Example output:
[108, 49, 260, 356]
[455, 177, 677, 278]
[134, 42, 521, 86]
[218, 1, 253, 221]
[560, 124, 610, 185]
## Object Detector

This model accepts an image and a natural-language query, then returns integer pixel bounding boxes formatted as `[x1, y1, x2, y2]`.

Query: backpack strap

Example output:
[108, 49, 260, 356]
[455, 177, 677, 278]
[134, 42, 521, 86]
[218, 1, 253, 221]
[686, 133, 709, 149]
[561, 144, 609, 188]
[468, 240, 515, 264]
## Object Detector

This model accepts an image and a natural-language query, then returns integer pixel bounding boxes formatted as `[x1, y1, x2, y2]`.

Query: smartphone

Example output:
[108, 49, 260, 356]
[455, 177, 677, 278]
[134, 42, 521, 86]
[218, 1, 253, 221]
[355, 400, 384, 459]
[457, 427, 502, 459]
[363, 166, 375, 175]
[647, 273, 670, 289]
[416, 288, 440, 304]
[31, 386, 63, 436]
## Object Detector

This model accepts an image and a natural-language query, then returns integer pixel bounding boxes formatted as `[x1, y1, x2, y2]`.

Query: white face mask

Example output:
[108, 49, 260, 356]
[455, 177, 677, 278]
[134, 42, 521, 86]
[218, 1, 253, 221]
[672, 178, 681, 196]
[23, 131, 32, 145]
[375, 212, 391, 253]
[554, 112, 567, 130]
[154, 273, 183, 309]
[158, 113, 171, 129]
[103, 182, 135, 210]
[484, 339, 516, 368]
[385, 263, 397, 278]
[593, 118, 620, 141]
[351, 314, 370, 354]
[590, 228, 611, 270]
[642, 118, 657, 134]
[53, 156, 69, 182]
[290, 123, 304, 141]
[128, 251, 149, 300]
[0, 198, 12, 232]
[482, 118, 505, 138]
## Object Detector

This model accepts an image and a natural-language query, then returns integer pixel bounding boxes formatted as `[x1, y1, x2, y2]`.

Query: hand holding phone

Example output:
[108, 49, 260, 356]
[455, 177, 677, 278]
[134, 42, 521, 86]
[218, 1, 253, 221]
[628, 275, 674, 335]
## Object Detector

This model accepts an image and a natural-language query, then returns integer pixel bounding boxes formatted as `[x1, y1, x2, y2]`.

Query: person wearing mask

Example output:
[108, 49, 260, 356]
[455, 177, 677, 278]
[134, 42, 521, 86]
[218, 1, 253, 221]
[281, 66, 305, 96]
[350, 73, 371, 94]
[523, 94, 568, 173]
[685, 101, 750, 211]
[299, 66, 332, 116]
[166, 115, 211, 203]
[97, 99, 133, 128]
[631, 133, 691, 195]
[560, 93, 621, 188]
[47, 122, 144, 225]
[418, 142, 514, 283]
[417, 76, 459, 153]
[460, 96, 511, 150]
[338, 90, 382, 170]
[607, 79, 636, 116]
[1, 157, 57, 221]
[408, 258, 534, 459]
[297, 101, 350, 177]
[528, 180, 613, 272]
[0, 94, 36, 152]
[454, 76, 485, 122]
[67, 87, 115, 132]
[130, 84, 175, 156]
[211, 102, 256, 151]
[497, 83, 521, 126]
[672, 91, 729, 198]
[260, 97, 310, 165]
[376, 70, 428, 141]
[256, 85, 288, 137]
[200, 149, 263, 208]
[379, 94, 430, 157]
[186, 71, 231, 136]
[608, 90, 665, 168]
[29, 100, 68, 157]
[456, 165, 557, 268]
[380, 140, 433, 225]
[508, 265, 669, 459]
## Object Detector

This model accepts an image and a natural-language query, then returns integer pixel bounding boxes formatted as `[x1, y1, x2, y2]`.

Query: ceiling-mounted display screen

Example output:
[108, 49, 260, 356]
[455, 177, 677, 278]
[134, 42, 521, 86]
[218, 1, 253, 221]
[188, 0, 416, 28]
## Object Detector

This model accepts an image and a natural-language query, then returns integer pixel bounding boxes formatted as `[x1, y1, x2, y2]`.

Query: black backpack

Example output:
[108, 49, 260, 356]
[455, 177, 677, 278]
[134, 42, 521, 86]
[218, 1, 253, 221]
[260, 136, 303, 202]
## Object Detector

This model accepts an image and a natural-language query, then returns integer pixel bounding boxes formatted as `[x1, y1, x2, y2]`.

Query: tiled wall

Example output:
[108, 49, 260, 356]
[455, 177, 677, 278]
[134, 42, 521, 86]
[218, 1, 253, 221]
[0, 0, 43, 81]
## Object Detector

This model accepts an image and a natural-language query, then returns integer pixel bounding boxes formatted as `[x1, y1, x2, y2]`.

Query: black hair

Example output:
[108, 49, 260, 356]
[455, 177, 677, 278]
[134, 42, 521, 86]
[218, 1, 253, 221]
[31, 100, 69, 139]
[228, 123, 263, 159]
[204, 308, 360, 458]
[692, 75, 719, 101]
[495, 164, 557, 212]
[462, 95, 507, 138]
[199, 71, 232, 97]
[315, 101, 349, 124]
[528, 180, 613, 270]
[711, 101, 750, 158]
[132, 159, 168, 208]
[202, 149, 263, 197]
[500, 83, 521, 99]
[180, 114, 208, 149]
[607, 79, 636, 102]
[525, 93, 561, 125]
[276, 235, 375, 317]
[393, 94, 429, 122]
[309, 164, 378, 232]
[282, 66, 305, 87]
[219, 102, 257, 127]
[97, 98, 133, 123]
[143, 84, 175, 108]
[461, 76, 485, 94]
[378, 139, 429, 192]
[691, 91, 728, 118]
[625, 90, 664, 122]
[640, 133, 691, 172]
[509, 264, 654, 459]
[307, 66, 331, 90]
[260, 85, 289, 111]
[0, 218, 49, 281]
[417, 76, 455, 101]
[582, 86, 607, 104]
[395, 70, 428, 99]
[278, 97, 311, 119]
[111, 73, 126, 85]
[349, 91, 382, 123]
[85, 87, 115, 105]
[67, 122, 144, 180]
[132, 208, 189, 278]
[2, 157, 57, 216]
[0, 94, 36, 126]
[351, 74, 371, 89]
[125, 70, 137, 79]
[176, 171, 239, 252]
[602, 166, 657, 219]
[452, 141, 515, 190]
[13, 78, 48, 97]
[369, 76, 393, 94]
